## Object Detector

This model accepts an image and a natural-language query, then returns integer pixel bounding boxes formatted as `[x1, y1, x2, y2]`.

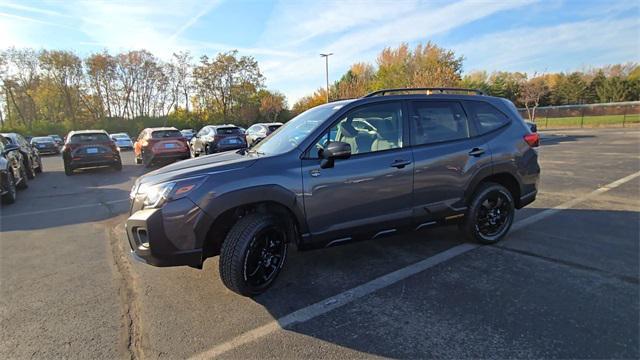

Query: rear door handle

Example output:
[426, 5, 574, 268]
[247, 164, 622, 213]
[468, 147, 486, 157]
[391, 159, 411, 169]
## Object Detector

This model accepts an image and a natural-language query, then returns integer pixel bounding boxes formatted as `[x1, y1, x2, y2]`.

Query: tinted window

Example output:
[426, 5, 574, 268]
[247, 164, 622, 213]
[70, 133, 110, 143]
[151, 130, 182, 138]
[32, 136, 55, 143]
[267, 125, 281, 132]
[312, 102, 403, 157]
[216, 127, 241, 135]
[411, 101, 469, 145]
[466, 101, 510, 134]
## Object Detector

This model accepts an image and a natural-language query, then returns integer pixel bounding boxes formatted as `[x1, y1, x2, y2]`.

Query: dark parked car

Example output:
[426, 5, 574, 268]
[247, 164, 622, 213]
[134, 127, 190, 168]
[48, 134, 64, 147]
[62, 130, 122, 176]
[110, 133, 134, 150]
[0, 135, 29, 204]
[126, 88, 540, 296]
[31, 136, 60, 155]
[180, 129, 195, 141]
[245, 122, 283, 146]
[190, 125, 247, 156]
[1, 132, 42, 178]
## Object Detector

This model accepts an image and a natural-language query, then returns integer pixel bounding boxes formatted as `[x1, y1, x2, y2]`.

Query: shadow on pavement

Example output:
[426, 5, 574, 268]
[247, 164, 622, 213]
[242, 208, 639, 358]
[540, 134, 595, 146]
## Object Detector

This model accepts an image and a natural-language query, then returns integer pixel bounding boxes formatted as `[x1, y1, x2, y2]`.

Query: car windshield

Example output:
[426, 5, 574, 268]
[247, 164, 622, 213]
[251, 101, 350, 155]
[151, 130, 182, 138]
[32, 136, 55, 143]
[69, 133, 110, 143]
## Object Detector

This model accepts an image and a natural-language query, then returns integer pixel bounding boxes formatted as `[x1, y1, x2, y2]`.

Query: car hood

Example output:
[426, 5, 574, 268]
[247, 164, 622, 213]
[135, 151, 258, 186]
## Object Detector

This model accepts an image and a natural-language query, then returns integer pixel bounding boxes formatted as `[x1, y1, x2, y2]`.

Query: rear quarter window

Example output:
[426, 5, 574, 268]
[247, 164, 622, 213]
[268, 125, 281, 132]
[465, 101, 511, 134]
[151, 130, 182, 138]
[69, 133, 110, 143]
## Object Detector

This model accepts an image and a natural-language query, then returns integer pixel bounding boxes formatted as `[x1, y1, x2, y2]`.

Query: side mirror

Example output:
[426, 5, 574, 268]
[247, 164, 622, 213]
[3, 143, 19, 155]
[320, 141, 351, 169]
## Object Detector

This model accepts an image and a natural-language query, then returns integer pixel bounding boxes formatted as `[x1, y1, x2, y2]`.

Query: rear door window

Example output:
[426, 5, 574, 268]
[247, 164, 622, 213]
[465, 101, 510, 134]
[268, 125, 281, 132]
[410, 101, 470, 145]
[151, 130, 182, 138]
[69, 133, 110, 143]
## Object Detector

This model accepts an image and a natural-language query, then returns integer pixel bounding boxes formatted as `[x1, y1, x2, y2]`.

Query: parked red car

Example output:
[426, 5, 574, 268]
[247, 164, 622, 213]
[62, 130, 122, 176]
[134, 127, 190, 167]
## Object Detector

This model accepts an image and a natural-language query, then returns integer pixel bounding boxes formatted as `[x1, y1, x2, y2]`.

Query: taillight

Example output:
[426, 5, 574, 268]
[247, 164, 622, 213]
[524, 133, 540, 148]
[109, 141, 119, 152]
[63, 143, 79, 152]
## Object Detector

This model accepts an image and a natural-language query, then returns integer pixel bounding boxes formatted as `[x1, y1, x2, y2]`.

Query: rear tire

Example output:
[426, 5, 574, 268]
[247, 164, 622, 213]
[64, 160, 74, 176]
[35, 157, 43, 173]
[2, 171, 17, 204]
[113, 160, 122, 171]
[142, 151, 153, 168]
[16, 165, 28, 189]
[135, 154, 142, 164]
[460, 182, 515, 244]
[219, 213, 288, 296]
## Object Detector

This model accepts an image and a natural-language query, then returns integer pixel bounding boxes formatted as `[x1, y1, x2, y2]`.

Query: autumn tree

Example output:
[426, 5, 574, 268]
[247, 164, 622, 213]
[519, 74, 549, 121]
[259, 90, 286, 121]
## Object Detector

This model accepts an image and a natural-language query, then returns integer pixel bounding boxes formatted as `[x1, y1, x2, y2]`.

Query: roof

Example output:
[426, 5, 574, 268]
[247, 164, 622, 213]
[68, 129, 109, 135]
[147, 127, 179, 131]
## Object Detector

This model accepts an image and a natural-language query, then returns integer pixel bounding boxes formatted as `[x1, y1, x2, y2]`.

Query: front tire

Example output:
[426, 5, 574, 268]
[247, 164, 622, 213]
[461, 182, 515, 244]
[219, 213, 288, 296]
[2, 171, 17, 204]
[64, 160, 74, 176]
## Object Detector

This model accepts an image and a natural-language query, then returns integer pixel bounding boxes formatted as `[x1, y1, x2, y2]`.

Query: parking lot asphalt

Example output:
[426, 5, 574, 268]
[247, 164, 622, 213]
[1, 128, 638, 359]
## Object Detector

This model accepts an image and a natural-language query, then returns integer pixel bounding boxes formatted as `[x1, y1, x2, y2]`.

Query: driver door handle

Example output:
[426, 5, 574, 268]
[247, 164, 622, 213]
[391, 159, 411, 169]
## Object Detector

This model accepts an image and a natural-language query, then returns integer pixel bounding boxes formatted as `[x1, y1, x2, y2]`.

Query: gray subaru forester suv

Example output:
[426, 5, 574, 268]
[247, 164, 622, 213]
[126, 88, 540, 296]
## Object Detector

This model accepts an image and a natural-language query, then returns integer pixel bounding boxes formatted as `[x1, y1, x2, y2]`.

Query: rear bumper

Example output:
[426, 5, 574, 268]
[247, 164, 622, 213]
[210, 143, 246, 153]
[69, 154, 120, 168]
[125, 198, 211, 268]
[150, 151, 190, 160]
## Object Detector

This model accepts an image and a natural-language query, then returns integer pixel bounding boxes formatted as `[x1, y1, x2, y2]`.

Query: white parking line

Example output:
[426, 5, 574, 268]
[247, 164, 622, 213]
[0, 198, 129, 219]
[191, 169, 640, 359]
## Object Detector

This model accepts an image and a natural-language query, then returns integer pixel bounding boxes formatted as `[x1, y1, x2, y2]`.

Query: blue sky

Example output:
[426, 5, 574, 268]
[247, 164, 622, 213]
[1, 0, 638, 103]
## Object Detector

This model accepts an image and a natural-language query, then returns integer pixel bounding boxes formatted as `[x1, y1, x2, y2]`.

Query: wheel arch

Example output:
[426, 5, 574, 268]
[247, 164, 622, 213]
[467, 172, 522, 208]
[199, 185, 307, 259]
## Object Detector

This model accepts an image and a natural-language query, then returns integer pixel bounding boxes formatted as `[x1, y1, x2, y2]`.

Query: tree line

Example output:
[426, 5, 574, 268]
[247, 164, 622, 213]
[293, 42, 640, 120]
[2, 43, 638, 136]
[0, 48, 287, 135]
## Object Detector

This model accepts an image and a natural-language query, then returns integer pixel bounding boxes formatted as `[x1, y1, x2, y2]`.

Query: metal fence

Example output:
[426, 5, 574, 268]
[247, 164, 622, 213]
[517, 101, 640, 129]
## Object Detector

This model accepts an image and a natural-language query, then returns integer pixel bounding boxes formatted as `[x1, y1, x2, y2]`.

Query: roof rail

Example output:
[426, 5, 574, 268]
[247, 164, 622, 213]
[363, 87, 485, 97]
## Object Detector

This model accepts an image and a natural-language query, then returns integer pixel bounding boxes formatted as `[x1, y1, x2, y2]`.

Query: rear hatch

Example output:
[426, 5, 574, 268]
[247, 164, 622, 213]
[150, 129, 188, 154]
[215, 127, 246, 147]
[68, 133, 117, 159]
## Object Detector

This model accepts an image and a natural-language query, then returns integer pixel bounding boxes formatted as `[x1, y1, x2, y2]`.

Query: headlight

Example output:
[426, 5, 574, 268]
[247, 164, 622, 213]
[136, 175, 208, 209]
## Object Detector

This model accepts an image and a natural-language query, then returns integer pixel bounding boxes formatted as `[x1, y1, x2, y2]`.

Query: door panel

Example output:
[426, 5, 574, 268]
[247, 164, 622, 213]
[409, 100, 492, 226]
[301, 101, 413, 246]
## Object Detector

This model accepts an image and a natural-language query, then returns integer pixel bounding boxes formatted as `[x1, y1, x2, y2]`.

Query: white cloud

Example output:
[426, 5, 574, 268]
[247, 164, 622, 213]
[258, 0, 536, 103]
[452, 17, 640, 74]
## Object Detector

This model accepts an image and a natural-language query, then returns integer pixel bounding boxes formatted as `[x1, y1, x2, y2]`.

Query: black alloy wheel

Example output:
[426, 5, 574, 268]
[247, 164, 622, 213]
[220, 213, 289, 296]
[461, 182, 514, 244]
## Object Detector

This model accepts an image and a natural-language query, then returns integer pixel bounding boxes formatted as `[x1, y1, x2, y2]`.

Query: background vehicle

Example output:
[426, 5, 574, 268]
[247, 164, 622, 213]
[1, 132, 42, 178]
[31, 136, 60, 156]
[110, 133, 134, 150]
[190, 125, 246, 156]
[245, 122, 283, 146]
[62, 130, 122, 176]
[48, 134, 64, 147]
[134, 127, 189, 168]
[126, 88, 540, 296]
[0, 135, 29, 203]
[180, 129, 195, 141]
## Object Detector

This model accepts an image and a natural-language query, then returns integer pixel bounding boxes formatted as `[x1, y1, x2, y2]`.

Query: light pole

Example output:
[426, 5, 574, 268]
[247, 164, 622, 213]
[320, 53, 333, 103]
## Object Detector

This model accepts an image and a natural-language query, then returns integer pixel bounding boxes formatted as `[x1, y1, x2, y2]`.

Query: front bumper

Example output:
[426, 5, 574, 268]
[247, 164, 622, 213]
[125, 198, 211, 268]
